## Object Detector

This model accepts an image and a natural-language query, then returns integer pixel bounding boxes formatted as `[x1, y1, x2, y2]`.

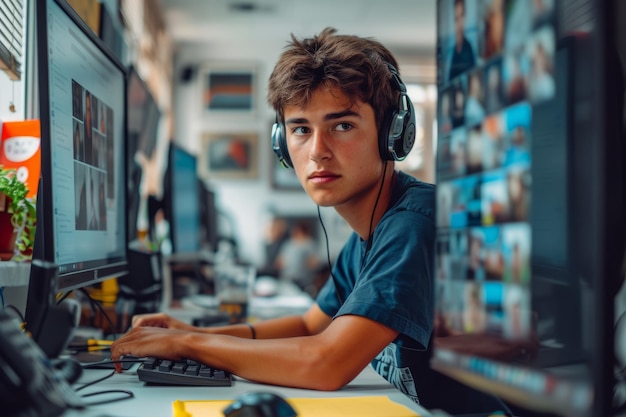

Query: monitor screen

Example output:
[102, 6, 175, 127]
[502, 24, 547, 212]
[127, 66, 161, 241]
[164, 143, 201, 254]
[433, 1, 623, 416]
[127, 67, 160, 161]
[35, 0, 127, 292]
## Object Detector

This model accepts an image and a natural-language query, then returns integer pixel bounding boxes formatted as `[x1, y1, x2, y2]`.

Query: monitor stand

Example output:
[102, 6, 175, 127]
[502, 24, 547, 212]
[24, 260, 80, 359]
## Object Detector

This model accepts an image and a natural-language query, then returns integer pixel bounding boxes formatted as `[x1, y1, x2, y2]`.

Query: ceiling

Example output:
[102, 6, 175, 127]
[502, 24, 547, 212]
[156, 0, 437, 63]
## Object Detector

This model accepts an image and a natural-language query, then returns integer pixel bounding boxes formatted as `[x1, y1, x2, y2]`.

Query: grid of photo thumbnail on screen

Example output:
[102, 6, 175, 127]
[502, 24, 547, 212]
[434, 0, 556, 341]
[71, 80, 115, 232]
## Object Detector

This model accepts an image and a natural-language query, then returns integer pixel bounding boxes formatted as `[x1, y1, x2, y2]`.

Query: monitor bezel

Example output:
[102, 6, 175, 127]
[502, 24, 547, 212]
[36, 0, 129, 292]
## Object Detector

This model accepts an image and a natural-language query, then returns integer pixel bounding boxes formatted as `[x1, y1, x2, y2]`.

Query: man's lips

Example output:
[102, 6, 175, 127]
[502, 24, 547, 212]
[308, 171, 340, 183]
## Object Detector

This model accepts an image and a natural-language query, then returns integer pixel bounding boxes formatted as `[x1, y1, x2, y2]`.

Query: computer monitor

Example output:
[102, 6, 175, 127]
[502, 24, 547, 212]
[198, 181, 219, 253]
[25, 0, 128, 355]
[127, 66, 161, 241]
[163, 143, 201, 254]
[433, 1, 624, 416]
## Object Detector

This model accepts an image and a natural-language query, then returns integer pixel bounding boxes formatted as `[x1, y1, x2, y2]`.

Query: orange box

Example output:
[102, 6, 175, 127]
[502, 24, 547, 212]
[0, 120, 41, 199]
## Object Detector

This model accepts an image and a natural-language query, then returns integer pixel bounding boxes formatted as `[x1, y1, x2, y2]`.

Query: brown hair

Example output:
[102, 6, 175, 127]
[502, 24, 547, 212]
[267, 27, 401, 131]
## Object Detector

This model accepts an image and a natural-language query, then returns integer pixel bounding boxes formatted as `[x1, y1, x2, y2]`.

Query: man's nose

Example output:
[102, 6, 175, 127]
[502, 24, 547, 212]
[309, 129, 332, 162]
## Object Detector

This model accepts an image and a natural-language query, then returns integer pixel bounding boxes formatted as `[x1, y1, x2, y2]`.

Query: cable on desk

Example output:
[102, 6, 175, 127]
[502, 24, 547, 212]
[75, 368, 135, 406]
[80, 389, 135, 406]
[81, 357, 146, 370]
[75, 370, 116, 392]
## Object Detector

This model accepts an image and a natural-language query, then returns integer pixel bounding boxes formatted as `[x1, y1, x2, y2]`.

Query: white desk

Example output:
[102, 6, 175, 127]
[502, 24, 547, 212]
[175, 280, 314, 322]
[64, 365, 432, 416]
[63, 280, 432, 417]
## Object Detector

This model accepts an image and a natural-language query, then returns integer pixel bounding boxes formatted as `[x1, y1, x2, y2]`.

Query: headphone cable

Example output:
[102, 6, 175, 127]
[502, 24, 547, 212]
[361, 160, 389, 271]
[317, 205, 343, 305]
[317, 160, 390, 305]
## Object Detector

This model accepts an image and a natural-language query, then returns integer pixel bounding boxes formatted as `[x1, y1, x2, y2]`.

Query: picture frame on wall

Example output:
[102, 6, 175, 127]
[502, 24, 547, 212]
[200, 63, 257, 114]
[201, 132, 259, 180]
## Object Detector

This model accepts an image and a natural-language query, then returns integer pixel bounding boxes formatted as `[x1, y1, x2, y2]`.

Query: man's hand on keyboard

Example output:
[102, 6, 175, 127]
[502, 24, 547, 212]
[131, 312, 196, 332]
[110, 326, 187, 372]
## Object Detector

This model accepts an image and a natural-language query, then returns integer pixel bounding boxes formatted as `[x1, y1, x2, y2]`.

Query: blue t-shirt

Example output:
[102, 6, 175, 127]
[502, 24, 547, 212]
[316, 171, 435, 403]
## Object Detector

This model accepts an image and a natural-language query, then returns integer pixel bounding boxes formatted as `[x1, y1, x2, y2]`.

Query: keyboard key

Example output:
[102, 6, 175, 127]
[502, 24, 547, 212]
[185, 364, 199, 375]
[171, 363, 186, 374]
[158, 360, 173, 372]
[143, 357, 158, 369]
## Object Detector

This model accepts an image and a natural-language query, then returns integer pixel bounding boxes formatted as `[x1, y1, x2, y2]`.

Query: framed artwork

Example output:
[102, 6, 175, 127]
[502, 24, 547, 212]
[200, 64, 256, 114]
[201, 132, 258, 180]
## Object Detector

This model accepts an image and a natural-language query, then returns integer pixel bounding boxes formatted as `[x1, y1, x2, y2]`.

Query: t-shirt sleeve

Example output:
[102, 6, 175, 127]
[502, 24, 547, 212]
[318, 209, 435, 349]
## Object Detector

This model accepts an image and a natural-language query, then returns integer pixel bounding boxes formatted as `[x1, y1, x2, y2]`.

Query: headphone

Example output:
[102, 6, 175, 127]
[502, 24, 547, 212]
[271, 63, 416, 169]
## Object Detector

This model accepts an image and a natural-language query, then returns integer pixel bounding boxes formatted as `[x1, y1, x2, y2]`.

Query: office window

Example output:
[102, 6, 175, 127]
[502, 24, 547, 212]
[0, 0, 25, 81]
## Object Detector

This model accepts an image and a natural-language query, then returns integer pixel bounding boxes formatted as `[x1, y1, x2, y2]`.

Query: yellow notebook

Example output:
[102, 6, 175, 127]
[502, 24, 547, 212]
[173, 396, 421, 417]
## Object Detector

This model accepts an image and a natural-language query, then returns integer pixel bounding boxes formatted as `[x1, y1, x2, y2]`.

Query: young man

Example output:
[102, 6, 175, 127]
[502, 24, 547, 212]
[110, 28, 499, 413]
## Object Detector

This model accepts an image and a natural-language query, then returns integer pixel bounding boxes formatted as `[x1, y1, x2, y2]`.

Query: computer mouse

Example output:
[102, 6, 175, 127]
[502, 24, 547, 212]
[222, 391, 297, 417]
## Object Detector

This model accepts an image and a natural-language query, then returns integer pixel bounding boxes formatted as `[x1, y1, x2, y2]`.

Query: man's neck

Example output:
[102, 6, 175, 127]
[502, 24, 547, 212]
[335, 169, 397, 240]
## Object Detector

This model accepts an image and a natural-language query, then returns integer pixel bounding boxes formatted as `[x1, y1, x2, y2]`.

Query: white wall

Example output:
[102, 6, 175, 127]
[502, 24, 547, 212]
[0, 72, 25, 123]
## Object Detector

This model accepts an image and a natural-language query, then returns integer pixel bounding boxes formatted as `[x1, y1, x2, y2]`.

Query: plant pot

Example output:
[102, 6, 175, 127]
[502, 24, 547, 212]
[0, 194, 16, 260]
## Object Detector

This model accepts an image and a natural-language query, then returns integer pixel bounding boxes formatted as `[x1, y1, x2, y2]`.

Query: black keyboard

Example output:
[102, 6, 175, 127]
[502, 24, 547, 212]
[137, 357, 232, 386]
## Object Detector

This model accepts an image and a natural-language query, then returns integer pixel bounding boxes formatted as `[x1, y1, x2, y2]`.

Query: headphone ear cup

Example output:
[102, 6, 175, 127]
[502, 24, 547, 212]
[271, 122, 293, 168]
[379, 93, 416, 161]
[378, 110, 395, 161]
[401, 97, 417, 158]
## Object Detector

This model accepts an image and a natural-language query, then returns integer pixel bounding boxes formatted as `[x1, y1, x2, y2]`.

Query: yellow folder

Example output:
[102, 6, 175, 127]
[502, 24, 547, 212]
[173, 396, 421, 417]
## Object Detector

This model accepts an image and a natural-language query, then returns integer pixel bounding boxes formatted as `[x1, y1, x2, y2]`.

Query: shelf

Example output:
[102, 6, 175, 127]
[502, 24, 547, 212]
[0, 261, 31, 287]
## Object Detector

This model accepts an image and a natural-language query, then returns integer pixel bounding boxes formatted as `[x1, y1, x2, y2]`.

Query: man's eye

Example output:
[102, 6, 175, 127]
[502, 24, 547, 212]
[335, 122, 353, 132]
[292, 126, 309, 135]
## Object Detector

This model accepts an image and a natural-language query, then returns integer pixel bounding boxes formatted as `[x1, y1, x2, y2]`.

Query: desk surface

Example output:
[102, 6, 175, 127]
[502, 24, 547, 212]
[64, 280, 432, 417]
[64, 365, 432, 417]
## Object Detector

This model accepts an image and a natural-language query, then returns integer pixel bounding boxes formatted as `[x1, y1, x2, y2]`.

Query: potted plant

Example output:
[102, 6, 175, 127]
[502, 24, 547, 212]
[0, 166, 36, 261]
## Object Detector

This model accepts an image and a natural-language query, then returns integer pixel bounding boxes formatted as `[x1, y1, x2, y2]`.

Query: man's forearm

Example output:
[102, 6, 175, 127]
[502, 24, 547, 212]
[200, 315, 311, 339]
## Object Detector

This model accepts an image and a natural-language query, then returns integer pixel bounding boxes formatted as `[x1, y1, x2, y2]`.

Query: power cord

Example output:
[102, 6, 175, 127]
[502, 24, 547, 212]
[74, 358, 147, 406]
[79, 390, 134, 406]
[77, 288, 117, 336]
[81, 358, 146, 370]
[75, 370, 116, 392]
